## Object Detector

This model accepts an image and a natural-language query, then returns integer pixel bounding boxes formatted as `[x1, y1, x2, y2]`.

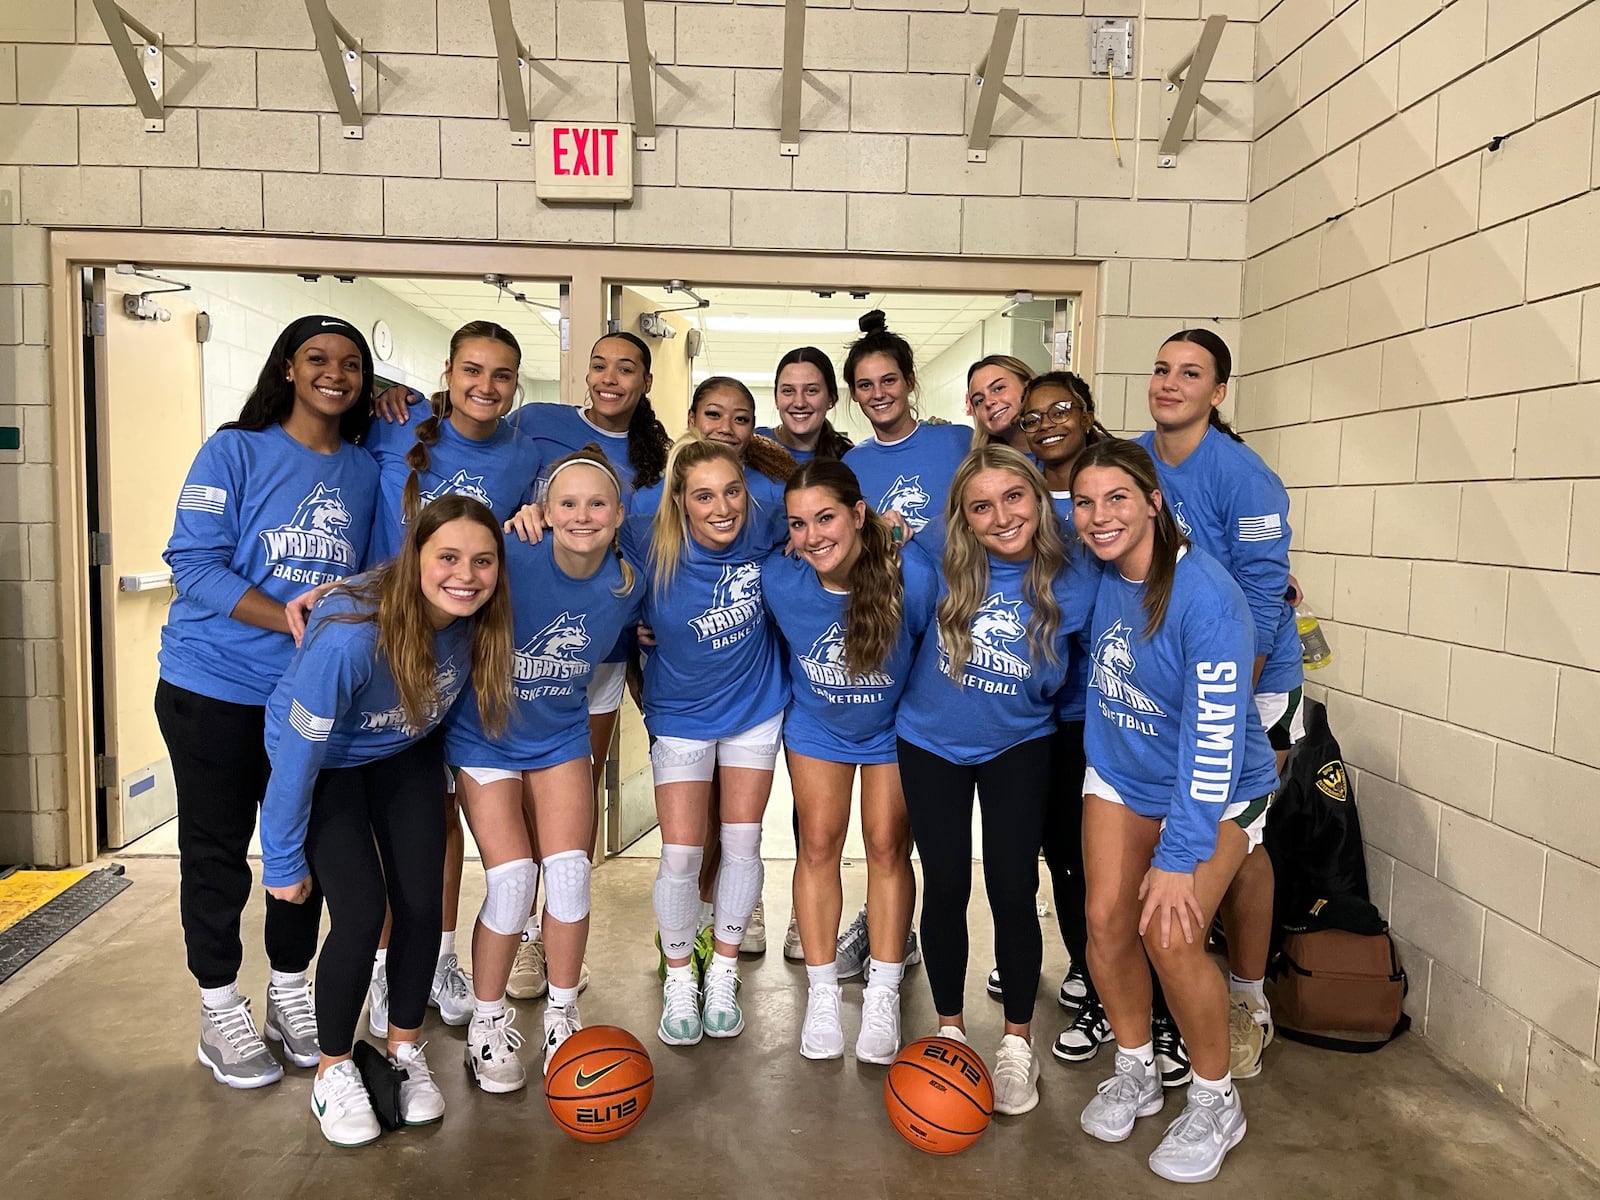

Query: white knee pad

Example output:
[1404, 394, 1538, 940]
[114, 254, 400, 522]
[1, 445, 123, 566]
[542, 850, 592, 925]
[714, 822, 765, 947]
[653, 843, 704, 960]
[480, 858, 538, 937]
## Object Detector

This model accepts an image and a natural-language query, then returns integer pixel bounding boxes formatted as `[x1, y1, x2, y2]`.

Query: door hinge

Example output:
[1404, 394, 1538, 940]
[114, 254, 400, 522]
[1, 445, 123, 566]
[95, 754, 118, 788]
[90, 531, 113, 566]
[86, 300, 107, 337]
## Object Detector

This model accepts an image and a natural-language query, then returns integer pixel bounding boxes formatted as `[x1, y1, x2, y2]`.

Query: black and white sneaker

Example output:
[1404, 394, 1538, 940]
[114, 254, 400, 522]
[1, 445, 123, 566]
[1153, 1014, 1192, 1088]
[1059, 962, 1089, 1010]
[1053, 997, 1114, 1063]
[986, 967, 1003, 1000]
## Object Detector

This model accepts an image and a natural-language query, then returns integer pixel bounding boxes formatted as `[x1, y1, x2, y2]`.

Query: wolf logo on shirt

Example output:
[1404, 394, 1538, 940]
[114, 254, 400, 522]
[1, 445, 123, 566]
[938, 593, 1030, 690]
[798, 623, 894, 696]
[259, 484, 358, 585]
[513, 612, 591, 696]
[361, 657, 464, 732]
[1091, 621, 1165, 719]
[689, 562, 764, 648]
[420, 469, 494, 511]
[879, 476, 934, 531]
[1171, 501, 1193, 538]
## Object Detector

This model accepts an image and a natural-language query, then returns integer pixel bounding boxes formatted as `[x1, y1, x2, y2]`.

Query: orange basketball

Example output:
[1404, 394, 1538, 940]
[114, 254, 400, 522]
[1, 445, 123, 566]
[884, 1036, 995, 1155]
[544, 1025, 655, 1143]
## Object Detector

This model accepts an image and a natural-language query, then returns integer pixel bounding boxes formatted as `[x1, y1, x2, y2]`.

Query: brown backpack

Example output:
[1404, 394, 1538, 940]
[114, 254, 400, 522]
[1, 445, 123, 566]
[1266, 922, 1410, 1052]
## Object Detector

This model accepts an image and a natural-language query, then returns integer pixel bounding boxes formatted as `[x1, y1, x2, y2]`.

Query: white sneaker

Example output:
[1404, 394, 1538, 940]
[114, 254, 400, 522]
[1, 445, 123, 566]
[311, 1060, 380, 1147]
[1081, 1050, 1165, 1142]
[701, 965, 745, 1038]
[658, 973, 703, 1046]
[799, 982, 845, 1060]
[992, 1033, 1041, 1116]
[391, 1041, 445, 1124]
[936, 1024, 968, 1045]
[1148, 1081, 1247, 1184]
[507, 933, 548, 1000]
[783, 911, 804, 961]
[429, 954, 473, 1026]
[366, 965, 389, 1039]
[543, 1002, 583, 1076]
[740, 899, 768, 954]
[466, 1007, 527, 1094]
[855, 984, 901, 1065]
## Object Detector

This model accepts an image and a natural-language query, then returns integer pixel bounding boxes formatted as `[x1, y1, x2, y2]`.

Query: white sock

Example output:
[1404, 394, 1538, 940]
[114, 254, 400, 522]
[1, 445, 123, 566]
[666, 963, 695, 983]
[806, 960, 839, 989]
[269, 969, 307, 991]
[548, 983, 580, 1007]
[697, 898, 715, 928]
[867, 957, 903, 991]
[709, 952, 738, 975]
[201, 982, 243, 1010]
[1229, 973, 1266, 1004]
[1118, 1040, 1156, 1071]
[1193, 1068, 1233, 1095]
[439, 930, 457, 959]
[475, 996, 506, 1021]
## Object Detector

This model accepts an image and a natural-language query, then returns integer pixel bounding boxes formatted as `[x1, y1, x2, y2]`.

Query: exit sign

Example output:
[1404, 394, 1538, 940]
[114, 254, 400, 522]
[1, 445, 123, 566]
[534, 122, 633, 202]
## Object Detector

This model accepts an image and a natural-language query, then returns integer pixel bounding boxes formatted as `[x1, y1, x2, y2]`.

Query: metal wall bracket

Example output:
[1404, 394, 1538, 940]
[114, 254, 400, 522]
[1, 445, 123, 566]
[778, 0, 807, 156]
[489, 0, 532, 145]
[91, 0, 166, 132]
[622, 0, 656, 150]
[967, 8, 1019, 163]
[305, 0, 365, 140]
[1157, 14, 1228, 168]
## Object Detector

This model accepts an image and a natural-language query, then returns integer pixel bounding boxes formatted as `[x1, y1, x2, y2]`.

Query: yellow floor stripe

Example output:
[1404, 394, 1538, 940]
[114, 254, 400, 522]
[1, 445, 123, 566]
[0, 870, 90, 934]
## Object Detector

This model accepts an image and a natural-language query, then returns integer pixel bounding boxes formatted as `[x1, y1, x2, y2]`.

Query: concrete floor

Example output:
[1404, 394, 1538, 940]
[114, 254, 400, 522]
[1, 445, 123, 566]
[4, 857, 1598, 1200]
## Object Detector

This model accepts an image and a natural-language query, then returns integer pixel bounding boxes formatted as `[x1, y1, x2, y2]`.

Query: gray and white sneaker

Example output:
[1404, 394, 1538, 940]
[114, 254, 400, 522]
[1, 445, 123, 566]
[197, 998, 283, 1089]
[542, 1001, 583, 1076]
[312, 1060, 380, 1147]
[265, 979, 320, 1069]
[993, 1033, 1041, 1116]
[366, 963, 389, 1039]
[429, 954, 473, 1026]
[466, 1007, 527, 1094]
[740, 900, 768, 955]
[902, 926, 922, 969]
[392, 1041, 445, 1125]
[855, 984, 901, 1065]
[1148, 1081, 1247, 1184]
[1080, 1050, 1164, 1142]
[835, 907, 870, 979]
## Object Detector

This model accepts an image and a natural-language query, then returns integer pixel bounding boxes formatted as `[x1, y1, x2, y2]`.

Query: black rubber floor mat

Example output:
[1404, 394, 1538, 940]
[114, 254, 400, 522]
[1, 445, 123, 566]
[0, 867, 131, 986]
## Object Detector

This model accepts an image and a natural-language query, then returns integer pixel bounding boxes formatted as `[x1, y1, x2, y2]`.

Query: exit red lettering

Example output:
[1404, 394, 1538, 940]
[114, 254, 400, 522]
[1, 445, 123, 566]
[552, 126, 620, 177]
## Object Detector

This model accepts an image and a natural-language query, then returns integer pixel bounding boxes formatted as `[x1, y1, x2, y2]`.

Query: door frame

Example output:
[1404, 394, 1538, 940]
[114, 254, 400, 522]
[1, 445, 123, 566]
[49, 228, 1101, 864]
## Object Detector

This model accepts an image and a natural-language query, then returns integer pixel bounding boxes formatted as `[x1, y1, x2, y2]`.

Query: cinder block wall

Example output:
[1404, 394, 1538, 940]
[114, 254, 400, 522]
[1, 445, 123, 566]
[0, 0, 1258, 866]
[1242, 0, 1600, 1163]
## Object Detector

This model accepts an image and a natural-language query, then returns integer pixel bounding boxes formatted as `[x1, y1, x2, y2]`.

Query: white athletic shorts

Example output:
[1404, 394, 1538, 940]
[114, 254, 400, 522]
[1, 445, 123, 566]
[650, 712, 784, 786]
[457, 766, 522, 787]
[587, 661, 626, 716]
[1083, 765, 1269, 852]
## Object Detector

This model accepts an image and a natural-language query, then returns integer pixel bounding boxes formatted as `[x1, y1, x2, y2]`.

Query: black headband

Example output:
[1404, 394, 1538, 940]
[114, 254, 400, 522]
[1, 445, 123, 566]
[282, 314, 374, 386]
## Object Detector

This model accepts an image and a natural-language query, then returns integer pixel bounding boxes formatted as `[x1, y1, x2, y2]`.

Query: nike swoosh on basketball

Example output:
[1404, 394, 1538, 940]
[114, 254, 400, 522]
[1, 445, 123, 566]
[573, 1060, 625, 1089]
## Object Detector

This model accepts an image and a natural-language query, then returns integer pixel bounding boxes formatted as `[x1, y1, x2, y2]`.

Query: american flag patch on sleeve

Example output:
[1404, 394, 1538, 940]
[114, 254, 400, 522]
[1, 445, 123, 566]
[1237, 514, 1283, 542]
[289, 700, 335, 742]
[178, 484, 227, 514]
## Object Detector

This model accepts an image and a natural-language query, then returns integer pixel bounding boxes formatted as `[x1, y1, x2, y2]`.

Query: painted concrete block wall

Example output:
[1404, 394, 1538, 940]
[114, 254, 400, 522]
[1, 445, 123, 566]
[1244, 0, 1600, 1166]
[0, 0, 1260, 866]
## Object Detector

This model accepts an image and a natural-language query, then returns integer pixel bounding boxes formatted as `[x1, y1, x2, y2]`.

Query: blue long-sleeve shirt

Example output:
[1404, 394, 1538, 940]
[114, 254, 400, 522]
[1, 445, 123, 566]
[762, 546, 936, 765]
[445, 537, 643, 772]
[158, 424, 379, 706]
[895, 542, 1099, 764]
[1083, 547, 1280, 874]
[843, 422, 972, 540]
[260, 584, 473, 887]
[365, 393, 546, 563]
[618, 513, 787, 740]
[511, 402, 644, 501]
[1136, 428, 1302, 696]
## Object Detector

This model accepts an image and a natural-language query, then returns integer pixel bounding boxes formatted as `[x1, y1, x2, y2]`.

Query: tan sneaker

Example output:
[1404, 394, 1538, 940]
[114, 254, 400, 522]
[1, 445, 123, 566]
[507, 932, 547, 1000]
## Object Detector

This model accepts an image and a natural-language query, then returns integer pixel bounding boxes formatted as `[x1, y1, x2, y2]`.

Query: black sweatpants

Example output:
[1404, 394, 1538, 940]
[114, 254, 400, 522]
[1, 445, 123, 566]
[155, 680, 323, 990]
[1042, 719, 1093, 996]
[305, 733, 447, 1057]
[897, 734, 1053, 1027]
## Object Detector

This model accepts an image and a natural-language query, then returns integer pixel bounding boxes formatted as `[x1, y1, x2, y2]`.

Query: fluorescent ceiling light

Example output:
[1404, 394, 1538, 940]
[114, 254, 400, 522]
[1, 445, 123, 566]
[703, 316, 862, 334]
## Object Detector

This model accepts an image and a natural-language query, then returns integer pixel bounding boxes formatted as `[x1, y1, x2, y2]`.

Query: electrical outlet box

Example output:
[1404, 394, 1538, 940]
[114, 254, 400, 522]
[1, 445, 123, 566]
[1090, 18, 1134, 78]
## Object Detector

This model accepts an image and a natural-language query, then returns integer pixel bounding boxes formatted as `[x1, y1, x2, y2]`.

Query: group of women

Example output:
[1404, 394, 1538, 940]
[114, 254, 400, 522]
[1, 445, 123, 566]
[158, 304, 1298, 1185]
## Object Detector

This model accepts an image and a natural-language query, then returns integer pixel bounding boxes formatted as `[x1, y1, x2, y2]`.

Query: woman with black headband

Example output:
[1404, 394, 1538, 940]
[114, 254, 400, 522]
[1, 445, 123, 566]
[155, 315, 379, 1090]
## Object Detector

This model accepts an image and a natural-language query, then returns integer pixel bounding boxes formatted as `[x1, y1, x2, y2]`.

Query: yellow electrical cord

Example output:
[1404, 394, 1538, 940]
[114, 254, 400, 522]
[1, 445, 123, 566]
[1108, 64, 1123, 167]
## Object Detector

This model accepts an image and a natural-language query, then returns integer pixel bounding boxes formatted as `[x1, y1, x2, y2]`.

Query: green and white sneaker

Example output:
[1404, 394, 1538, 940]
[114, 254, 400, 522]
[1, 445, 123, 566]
[658, 972, 703, 1046]
[701, 964, 745, 1038]
[312, 1060, 380, 1147]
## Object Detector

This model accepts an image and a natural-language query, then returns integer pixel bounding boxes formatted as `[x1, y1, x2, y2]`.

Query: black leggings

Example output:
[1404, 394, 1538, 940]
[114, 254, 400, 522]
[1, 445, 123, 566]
[1041, 719, 1092, 995]
[897, 735, 1053, 1027]
[155, 680, 323, 990]
[305, 733, 447, 1056]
